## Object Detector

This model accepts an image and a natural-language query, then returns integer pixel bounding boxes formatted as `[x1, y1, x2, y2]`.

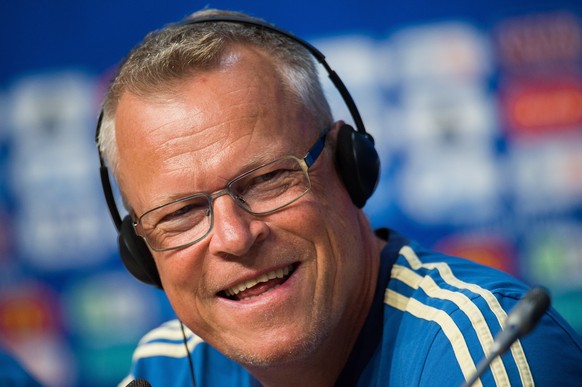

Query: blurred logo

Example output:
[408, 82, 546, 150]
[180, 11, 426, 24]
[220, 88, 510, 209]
[7, 72, 117, 271]
[510, 137, 582, 213]
[393, 21, 490, 81]
[502, 78, 582, 135]
[495, 11, 582, 71]
[435, 232, 517, 275]
[63, 272, 170, 386]
[0, 282, 59, 340]
[523, 222, 582, 289]
[63, 271, 164, 344]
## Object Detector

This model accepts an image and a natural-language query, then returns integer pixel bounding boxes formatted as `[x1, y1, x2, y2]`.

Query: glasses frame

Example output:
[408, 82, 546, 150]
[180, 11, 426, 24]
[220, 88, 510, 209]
[133, 128, 328, 251]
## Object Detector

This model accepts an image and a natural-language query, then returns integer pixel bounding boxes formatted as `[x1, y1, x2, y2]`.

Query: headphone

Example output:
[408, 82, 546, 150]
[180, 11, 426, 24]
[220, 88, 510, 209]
[95, 14, 380, 289]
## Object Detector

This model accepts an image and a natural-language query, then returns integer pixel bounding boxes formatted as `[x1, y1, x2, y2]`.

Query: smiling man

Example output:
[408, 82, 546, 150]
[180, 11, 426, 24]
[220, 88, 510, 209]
[97, 8, 582, 387]
[112, 40, 379, 384]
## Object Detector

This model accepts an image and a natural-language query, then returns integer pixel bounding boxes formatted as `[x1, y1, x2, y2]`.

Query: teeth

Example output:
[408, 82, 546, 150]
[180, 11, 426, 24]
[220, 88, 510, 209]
[225, 265, 293, 297]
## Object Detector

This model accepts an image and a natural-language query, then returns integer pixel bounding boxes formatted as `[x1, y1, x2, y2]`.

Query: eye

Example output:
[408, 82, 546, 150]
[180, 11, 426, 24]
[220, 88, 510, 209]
[242, 167, 293, 194]
[254, 168, 288, 184]
[159, 204, 195, 223]
[155, 200, 210, 228]
[229, 157, 307, 208]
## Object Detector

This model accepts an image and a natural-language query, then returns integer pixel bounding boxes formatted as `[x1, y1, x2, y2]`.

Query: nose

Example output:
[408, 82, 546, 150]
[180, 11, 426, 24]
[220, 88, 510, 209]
[207, 193, 269, 257]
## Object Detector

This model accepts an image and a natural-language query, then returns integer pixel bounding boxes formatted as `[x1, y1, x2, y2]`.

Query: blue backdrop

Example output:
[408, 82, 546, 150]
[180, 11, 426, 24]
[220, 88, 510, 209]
[2, 1, 581, 385]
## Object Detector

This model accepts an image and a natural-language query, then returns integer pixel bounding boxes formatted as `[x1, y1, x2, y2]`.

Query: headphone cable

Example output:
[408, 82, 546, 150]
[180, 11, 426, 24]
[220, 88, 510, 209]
[180, 321, 197, 387]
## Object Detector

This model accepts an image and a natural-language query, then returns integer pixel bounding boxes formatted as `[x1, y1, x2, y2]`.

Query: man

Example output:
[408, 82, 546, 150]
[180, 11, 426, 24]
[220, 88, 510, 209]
[97, 8, 582, 386]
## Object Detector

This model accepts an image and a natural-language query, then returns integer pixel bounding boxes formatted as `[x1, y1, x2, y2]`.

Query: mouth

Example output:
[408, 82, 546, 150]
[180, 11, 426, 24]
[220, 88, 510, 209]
[219, 263, 298, 301]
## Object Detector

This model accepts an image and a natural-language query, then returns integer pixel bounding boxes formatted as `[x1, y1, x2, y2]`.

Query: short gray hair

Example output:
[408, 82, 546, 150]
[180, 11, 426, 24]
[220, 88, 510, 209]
[97, 9, 333, 176]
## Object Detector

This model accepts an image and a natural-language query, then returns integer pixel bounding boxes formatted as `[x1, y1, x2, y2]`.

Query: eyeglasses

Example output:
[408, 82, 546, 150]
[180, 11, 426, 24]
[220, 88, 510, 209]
[133, 129, 328, 251]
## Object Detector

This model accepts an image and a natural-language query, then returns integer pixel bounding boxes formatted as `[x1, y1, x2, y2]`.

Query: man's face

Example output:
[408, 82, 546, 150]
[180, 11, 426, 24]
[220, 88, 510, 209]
[115, 45, 375, 369]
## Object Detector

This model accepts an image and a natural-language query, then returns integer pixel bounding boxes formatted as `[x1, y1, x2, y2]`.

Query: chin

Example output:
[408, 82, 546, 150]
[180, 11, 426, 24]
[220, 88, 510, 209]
[222, 324, 327, 369]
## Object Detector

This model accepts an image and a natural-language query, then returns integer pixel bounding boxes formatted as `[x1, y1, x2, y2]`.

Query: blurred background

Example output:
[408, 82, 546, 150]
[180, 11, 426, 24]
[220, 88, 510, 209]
[1, 0, 581, 385]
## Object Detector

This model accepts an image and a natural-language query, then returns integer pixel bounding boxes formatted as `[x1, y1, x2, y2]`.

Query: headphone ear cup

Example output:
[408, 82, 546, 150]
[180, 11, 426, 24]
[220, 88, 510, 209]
[119, 215, 163, 288]
[335, 124, 380, 208]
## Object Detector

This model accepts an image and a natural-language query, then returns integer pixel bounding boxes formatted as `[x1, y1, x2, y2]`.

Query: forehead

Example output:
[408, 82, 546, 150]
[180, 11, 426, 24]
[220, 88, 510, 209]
[115, 45, 318, 211]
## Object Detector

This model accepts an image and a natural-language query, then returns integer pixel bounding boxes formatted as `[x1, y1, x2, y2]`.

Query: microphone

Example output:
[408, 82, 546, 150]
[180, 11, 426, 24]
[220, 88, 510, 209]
[461, 286, 551, 387]
[126, 378, 152, 387]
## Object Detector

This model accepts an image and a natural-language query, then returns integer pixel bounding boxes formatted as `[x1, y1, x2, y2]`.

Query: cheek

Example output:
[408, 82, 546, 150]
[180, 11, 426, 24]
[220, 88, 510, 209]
[154, 249, 205, 296]
[310, 173, 358, 235]
[308, 175, 365, 274]
[155, 250, 212, 330]
[310, 153, 355, 213]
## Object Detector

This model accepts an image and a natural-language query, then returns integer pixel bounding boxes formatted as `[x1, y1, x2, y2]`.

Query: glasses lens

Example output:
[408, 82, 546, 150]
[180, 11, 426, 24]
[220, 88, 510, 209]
[229, 157, 311, 214]
[139, 194, 212, 250]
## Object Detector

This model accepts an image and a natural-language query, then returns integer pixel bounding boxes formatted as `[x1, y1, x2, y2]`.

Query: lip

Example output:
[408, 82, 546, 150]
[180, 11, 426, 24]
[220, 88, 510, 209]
[223, 263, 296, 298]
[217, 262, 300, 305]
